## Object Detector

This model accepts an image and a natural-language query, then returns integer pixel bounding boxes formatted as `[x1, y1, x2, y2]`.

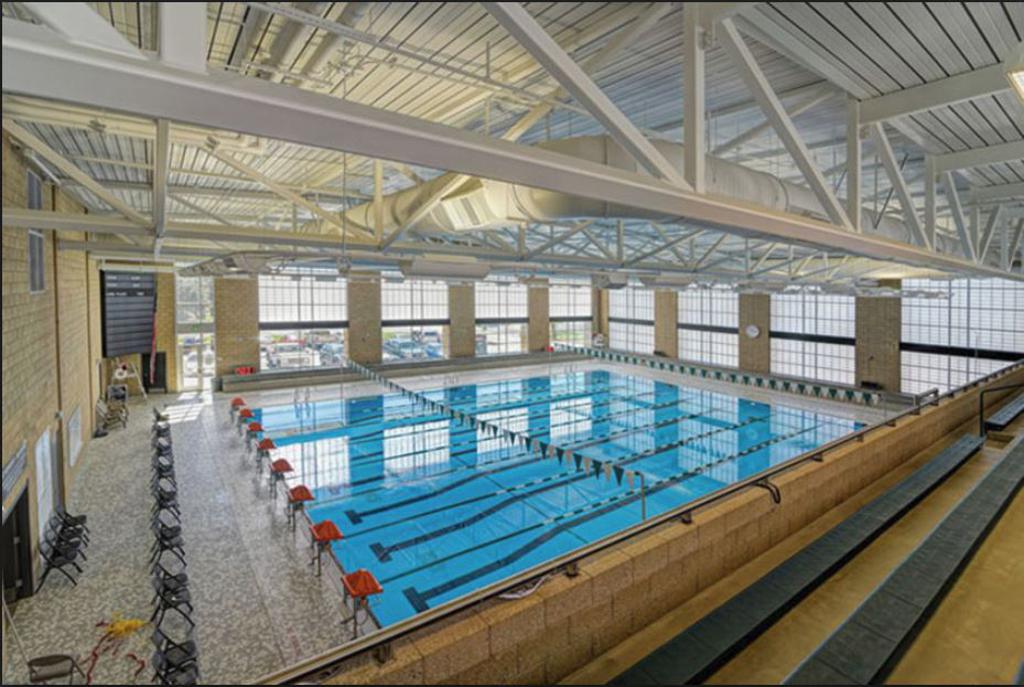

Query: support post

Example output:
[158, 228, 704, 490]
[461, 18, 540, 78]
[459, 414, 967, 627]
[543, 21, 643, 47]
[846, 98, 861, 233]
[683, 2, 705, 193]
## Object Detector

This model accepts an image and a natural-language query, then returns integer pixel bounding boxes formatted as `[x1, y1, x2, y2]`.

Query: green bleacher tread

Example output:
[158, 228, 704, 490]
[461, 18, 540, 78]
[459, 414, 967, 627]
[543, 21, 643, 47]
[611, 434, 984, 686]
[786, 439, 1024, 685]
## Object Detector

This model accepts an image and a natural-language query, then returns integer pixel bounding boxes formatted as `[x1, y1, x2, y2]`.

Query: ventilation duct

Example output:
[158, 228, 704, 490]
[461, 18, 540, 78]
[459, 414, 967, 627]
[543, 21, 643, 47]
[399, 257, 490, 283]
[344, 135, 965, 256]
[591, 272, 629, 289]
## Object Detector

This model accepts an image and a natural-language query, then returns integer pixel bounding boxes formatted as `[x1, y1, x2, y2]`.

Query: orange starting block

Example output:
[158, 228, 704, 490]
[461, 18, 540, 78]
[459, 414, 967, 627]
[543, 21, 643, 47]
[342, 569, 383, 638]
[309, 520, 343, 576]
[287, 485, 314, 531]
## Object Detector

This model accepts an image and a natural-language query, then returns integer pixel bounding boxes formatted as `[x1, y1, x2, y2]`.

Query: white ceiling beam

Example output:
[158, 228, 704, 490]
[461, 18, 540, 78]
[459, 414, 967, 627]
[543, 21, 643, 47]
[525, 221, 595, 260]
[969, 182, 1024, 204]
[847, 98, 862, 233]
[712, 88, 834, 157]
[869, 123, 930, 249]
[978, 205, 1004, 264]
[204, 145, 373, 240]
[581, 226, 616, 262]
[932, 141, 1024, 174]
[859, 64, 1010, 125]
[683, 3, 705, 192]
[482, 2, 690, 189]
[157, 2, 207, 73]
[2, 117, 150, 227]
[153, 119, 170, 238]
[623, 229, 703, 267]
[694, 233, 728, 268]
[718, 19, 853, 230]
[20, 2, 144, 58]
[4, 19, 1019, 281]
[942, 172, 976, 263]
[1007, 220, 1024, 271]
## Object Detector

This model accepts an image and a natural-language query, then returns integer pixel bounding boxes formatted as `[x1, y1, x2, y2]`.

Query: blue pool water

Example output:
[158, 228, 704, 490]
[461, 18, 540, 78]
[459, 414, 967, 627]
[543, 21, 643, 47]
[253, 369, 862, 627]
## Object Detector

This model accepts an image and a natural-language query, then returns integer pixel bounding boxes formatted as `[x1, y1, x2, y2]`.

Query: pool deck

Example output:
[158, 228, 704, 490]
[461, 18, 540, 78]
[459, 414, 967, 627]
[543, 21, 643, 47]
[1, 359, 883, 684]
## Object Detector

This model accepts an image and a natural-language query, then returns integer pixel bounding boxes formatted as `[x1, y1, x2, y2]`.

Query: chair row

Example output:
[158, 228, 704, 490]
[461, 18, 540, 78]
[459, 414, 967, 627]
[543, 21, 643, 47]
[149, 408, 200, 687]
[37, 506, 90, 591]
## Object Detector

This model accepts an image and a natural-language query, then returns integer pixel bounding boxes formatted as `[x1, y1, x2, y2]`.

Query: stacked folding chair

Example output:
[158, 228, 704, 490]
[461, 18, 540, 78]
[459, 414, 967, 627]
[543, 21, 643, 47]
[148, 407, 200, 686]
[36, 506, 90, 591]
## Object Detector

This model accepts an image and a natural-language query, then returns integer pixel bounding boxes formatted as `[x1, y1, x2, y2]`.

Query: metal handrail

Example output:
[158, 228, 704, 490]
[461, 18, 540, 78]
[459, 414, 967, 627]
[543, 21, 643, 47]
[978, 383, 1024, 437]
[258, 356, 1024, 685]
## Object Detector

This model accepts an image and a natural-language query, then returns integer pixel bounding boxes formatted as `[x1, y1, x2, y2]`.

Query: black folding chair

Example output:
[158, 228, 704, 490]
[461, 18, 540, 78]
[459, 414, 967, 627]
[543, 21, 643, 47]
[36, 541, 84, 590]
[150, 581, 194, 627]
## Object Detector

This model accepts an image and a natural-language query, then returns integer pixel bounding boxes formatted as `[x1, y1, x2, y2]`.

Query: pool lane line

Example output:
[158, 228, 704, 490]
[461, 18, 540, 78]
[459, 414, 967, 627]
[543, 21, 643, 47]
[281, 386, 720, 485]
[362, 413, 774, 561]
[395, 423, 825, 611]
[342, 399, 755, 527]
[310, 395, 748, 514]
[261, 371, 627, 433]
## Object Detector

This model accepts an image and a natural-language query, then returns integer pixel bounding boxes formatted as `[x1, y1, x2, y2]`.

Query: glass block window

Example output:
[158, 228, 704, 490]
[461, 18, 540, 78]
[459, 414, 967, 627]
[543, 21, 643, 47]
[476, 280, 528, 356]
[678, 288, 739, 367]
[770, 292, 855, 385]
[901, 278, 1024, 394]
[550, 282, 592, 346]
[175, 276, 215, 330]
[258, 272, 347, 324]
[608, 286, 655, 355]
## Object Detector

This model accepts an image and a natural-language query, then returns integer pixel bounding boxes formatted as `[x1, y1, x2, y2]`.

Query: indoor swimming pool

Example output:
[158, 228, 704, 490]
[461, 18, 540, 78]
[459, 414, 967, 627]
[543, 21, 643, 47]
[253, 369, 863, 627]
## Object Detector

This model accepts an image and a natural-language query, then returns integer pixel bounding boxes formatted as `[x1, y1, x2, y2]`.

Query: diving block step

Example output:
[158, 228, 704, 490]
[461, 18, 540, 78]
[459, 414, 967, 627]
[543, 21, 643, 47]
[985, 392, 1024, 432]
[611, 434, 985, 686]
[786, 439, 1024, 685]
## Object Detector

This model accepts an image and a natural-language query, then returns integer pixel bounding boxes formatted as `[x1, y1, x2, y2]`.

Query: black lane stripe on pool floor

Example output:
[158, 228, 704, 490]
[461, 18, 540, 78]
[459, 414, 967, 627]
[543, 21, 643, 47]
[398, 424, 823, 612]
[366, 414, 771, 560]
[344, 399, 750, 524]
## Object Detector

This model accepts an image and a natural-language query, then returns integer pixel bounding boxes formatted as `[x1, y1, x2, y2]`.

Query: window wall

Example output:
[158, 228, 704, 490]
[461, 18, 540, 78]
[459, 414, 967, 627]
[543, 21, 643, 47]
[678, 288, 739, 367]
[476, 280, 528, 356]
[901, 278, 1024, 394]
[770, 292, 855, 385]
[381, 278, 450, 360]
[175, 276, 216, 389]
[258, 272, 347, 370]
[608, 286, 655, 355]
[549, 283, 592, 347]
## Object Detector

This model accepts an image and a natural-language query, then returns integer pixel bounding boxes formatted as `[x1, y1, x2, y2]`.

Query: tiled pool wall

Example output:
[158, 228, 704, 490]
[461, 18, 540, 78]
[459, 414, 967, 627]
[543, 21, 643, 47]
[299, 364, 1024, 685]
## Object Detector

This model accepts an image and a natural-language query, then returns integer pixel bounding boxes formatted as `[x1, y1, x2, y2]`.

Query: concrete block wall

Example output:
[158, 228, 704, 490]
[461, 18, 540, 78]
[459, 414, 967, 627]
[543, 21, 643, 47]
[856, 295, 902, 391]
[654, 290, 678, 357]
[738, 293, 771, 373]
[527, 282, 550, 352]
[449, 283, 476, 358]
[214, 276, 260, 377]
[154, 273, 178, 392]
[347, 275, 382, 365]
[317, 364, 1024, 686]
[1, 133, 103, 601]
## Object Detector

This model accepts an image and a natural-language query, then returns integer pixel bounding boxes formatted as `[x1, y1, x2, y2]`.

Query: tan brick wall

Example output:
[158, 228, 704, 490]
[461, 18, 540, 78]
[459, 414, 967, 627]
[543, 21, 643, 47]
[347, 276, 382, 364]
[527, 283, 550, 352]
[593, 288, 609, 340]
[449, 283, 476, 358]
[318, 364, 1024, 686]
[654, 290, 678, 357]
[856, 295, 902, 391]
[2, 133, 102, 595]
[739, 293, 771, 373]
[155, 273, 178, 392]
[214, 276, 259, 376]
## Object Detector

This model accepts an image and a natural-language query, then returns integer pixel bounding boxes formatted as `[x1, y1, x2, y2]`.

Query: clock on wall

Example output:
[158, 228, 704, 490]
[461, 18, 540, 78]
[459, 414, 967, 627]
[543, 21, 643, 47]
[744, 324, 761, 339]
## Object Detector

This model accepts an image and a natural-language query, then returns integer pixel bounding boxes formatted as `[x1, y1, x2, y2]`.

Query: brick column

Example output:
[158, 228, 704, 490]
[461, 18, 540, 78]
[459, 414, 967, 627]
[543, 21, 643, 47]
[856, 279, 902, 391]
[527, 280, 550, 352]
[654, 290, 678, 357]
[347, 274, 382, 364]
[449, 283, 475, 358]
[214, 276, 259, 377]
[593, 288, 609, 342]
[739, 293, 771, 374]
[154, 273, 178, 391]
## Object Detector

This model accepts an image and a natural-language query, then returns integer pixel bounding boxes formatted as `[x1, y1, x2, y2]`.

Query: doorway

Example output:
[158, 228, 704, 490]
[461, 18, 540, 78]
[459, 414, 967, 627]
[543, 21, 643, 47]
[178, 333, 216, 391]
[2, 488, 34, 603]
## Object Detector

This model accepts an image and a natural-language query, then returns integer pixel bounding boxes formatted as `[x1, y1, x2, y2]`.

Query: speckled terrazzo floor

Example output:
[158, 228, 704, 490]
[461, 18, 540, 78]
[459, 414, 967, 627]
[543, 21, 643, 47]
[2, 389, 361, 685]
[2, 362, 883, 685]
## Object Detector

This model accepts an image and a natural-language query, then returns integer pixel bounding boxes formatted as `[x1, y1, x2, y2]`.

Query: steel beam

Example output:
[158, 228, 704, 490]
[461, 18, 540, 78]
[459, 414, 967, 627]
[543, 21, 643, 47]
[683, 3, 705, 192]
[153, 119, 170, 238]
[969, 182, 1024, 204]
[869, 123, 929, 248]
[483, 2, 690, 189]
[719, 19, 852, 230]
[158, 2, 207, 73]
[859, 64, 1010, 125]
[846, 98, 862, 233]
[2, 117, 150, 226]
[978, 204, 1004, 263]
[21, 2, 144, 58]
[943, 172, 976, 262]
[713, 88, 833, 157]
[932, 141, 1024, 174]
[3, 19, 1019, 280]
